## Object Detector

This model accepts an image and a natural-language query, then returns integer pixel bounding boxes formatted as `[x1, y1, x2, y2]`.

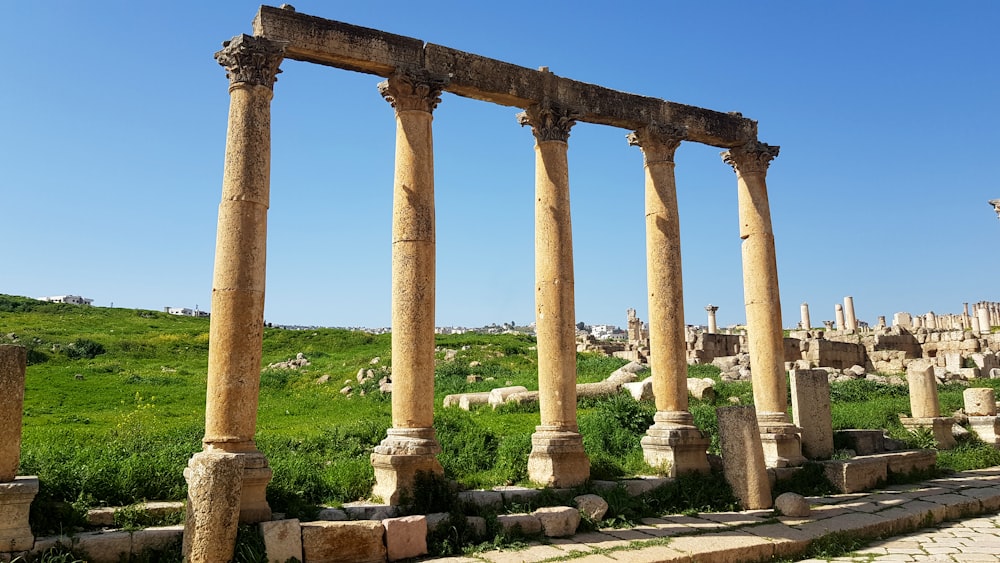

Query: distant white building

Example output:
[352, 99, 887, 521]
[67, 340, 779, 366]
[38, 295, 93, 306]
[590, 324, 623, 340]
[164, 307, 210, 318]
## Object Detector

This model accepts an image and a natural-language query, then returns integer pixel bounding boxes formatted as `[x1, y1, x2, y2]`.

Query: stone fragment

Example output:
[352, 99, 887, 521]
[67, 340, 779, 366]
[382, 515, 428, 561]
[573, 494, 608, 521]
[496, 514, 541, 536]
[260, 519, 302, 563]
[687, 377, 716, 401]
[488, 386, 528, 408]
[790, 369, 834, 460]
[622, 378, 653, 401]
[965, 388, 997, 416]
[774, 492, 810, 517]
[907, 362, 941, 418]
[822, 457, 887, 493]
[458, 392, 491, 410]
[300, 520, 386, 563]
[532, 506, 580, 537]
[182, 452, 244, 563]
[716, 406, 771, 509]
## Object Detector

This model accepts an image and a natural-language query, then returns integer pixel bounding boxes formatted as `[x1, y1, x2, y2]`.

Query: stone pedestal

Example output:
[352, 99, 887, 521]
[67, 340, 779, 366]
[900, 417, 956, 449]
[758, 413, 807, 468]
[370, 428, 443, 505]
[640, 413, 710, 476]
[0, 477, 38, 552]
[968, 416, 1000, 446]
[527, 426, 590, 488]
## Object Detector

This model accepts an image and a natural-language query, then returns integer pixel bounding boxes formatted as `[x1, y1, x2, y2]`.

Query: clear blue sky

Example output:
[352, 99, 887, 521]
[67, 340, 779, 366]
[2, 1, 997, 329]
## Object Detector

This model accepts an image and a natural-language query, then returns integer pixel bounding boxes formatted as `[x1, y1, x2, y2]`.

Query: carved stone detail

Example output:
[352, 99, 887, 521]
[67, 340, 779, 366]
[378, 70, 447, 113]
[721, 141, 780, 174]
[517, 100, 579, 143]
[215, 34, 285, 90]
[626, 123, 686, 163]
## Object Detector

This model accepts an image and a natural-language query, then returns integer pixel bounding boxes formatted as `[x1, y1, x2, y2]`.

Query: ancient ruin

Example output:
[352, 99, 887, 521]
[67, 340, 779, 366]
[190, 3, 799, 524]
[0, 345, 38, 552]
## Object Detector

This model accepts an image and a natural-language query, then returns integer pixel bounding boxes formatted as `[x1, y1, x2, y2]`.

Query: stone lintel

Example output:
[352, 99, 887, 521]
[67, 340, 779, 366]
[252, 5, 758, 147]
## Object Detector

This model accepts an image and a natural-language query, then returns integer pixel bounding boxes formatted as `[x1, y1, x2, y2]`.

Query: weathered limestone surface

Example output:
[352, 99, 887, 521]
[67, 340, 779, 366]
[790, 369, 834, 460]
[0, 345, 27, 481]
[532, 506, 580, 537]
[300, 520, 386, 563]
[0, 477, 38, 552]
[907, 362, 941, 418]
[251, 6, 759, 147]
[522, 101, 589, 488]
[717, 406, 772, 509]
[182, 452, 244, 562]
[260, 519, 302, 563]
[822, 456, 887, 493]
[965, 388, 997, 416]
[382, 515, 428, 561]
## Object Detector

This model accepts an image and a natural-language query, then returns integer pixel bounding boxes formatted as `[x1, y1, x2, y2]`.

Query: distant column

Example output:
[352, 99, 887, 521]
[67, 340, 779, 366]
[926, 311, 937, 330]
[518, 100, 589, 487]
[800, 303, 811, 330]
[834, 304, 845, 331]
[979, 305, 991, 335]
[963, 303, 971, 330]
[627, 125, 709, 476]
[371, 70, 448, 504]
[722, 141, 803, 468]
[197, 34, 284, 523]
[705, 305, 720, 334]
[843, 296, 857, 332]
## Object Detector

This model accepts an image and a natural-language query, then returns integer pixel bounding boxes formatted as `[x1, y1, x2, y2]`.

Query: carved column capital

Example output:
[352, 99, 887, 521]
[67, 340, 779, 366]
[722, 141, 780, 174]
[215, 34, 285, 90]
[378, 70, 448, 113]
[517, 100, 579, 143]
[626, 123, 686, 163]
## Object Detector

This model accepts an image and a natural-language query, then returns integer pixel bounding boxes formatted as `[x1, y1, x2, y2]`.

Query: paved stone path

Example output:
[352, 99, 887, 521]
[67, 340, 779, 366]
[427, 467, 1000, 562]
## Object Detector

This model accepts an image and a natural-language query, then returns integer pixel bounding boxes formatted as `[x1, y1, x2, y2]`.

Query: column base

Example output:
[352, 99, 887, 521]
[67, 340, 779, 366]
[968, 416, 1000, 447]
[757, 412, 806, 468]
[0, 476, 38, 553]
[194, 447, 272, 523]
[900, 416, 957, 449]
[527, 426, 590, 488]
[641, 412, 710, 477]
[370, 427, 443, 505]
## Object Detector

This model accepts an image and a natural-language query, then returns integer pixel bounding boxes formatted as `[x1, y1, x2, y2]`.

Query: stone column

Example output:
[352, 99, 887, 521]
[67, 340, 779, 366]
[0, 345, 38, 552]
[518, 100, 589, 487]
[926, 311, 937, 330]
[627, 125, 709, 476]
[963, 303, 971, 330]
[843, 296, 857, 332]
[371, 71, 448, 504]
[705, 305, 719, 334]
[979, 305, 991, 335]
[900, 362, 956, 448]
[972, 316, 982, 334]
[834, 304, 845, 331]
[800, 303, 811, 330]
[913, 316, 924, 329]
[195, 34, 284, 524]
[722, 141, 803, 468]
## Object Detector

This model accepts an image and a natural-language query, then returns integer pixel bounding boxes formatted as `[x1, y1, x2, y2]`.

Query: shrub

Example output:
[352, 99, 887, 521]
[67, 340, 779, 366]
[64, 338, 106, 360]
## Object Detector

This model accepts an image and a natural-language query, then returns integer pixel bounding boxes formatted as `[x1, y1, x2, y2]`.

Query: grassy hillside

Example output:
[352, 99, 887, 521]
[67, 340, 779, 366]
[4, 293, 1000, 533]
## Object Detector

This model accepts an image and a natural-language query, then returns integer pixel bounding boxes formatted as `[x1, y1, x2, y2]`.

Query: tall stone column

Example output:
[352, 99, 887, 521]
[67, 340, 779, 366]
[834, 304, 845, 331]
[926, 311, 937, 329]
[518, 100, 589, 487]
[705, 305, 720, 334]
[194, 34, 284, 524]
[963, 303, 971, 330]
[0, 346, 38, 552]
[627, 125, 709, 476]
[371, 70, 447, 504]
[722, 141, 803, 468]
[978, 305, 991, 335]
[800, 303, 811, 330]
[843, 296, 857, 332]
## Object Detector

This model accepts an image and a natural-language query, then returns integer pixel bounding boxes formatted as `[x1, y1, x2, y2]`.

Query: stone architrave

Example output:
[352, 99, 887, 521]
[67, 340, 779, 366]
[705, 305, 719, 334]
[519, 100, 589, 487]
[197, 34, 285, 523]
[182, 452, 245, 562]
[371, 70, 448, 504]
[0, 345, 38, 552]
[627, 125, 709, 476]
[716, 406, 772, 510]
[722, 142, 804, 468]
[843, 296, 857, 332]
[800, 303, 811, 330]
[790, 369, 834, 460]
[900, 362, 956, 448]
[835, 304, 845, 331]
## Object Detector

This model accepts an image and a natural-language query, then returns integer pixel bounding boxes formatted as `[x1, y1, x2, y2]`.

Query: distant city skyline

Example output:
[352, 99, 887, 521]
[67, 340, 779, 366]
[3, 2, 997, 329]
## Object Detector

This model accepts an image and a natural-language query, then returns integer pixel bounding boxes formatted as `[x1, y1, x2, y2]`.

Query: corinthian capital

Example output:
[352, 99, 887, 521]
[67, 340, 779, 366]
[721, 141, 780, 174]
[517, 100, 579, 143]
[378, 70, 448, 113]
[215, 34, 285, 90]
[626, 123, 686, 163]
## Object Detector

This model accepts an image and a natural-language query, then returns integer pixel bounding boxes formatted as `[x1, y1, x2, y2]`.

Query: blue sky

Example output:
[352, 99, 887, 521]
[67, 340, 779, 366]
[2, 1, 997, 329]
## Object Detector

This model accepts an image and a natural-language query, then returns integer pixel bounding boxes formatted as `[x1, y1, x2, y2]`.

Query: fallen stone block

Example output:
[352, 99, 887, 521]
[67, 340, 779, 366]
[532, 506, 580, 537]
[822, 456, 887, 493]
[260, 519, 301, 563]
[573, 494, 608, 521]
[301, 520, 386, 563]
[382, 515, 427, 561]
